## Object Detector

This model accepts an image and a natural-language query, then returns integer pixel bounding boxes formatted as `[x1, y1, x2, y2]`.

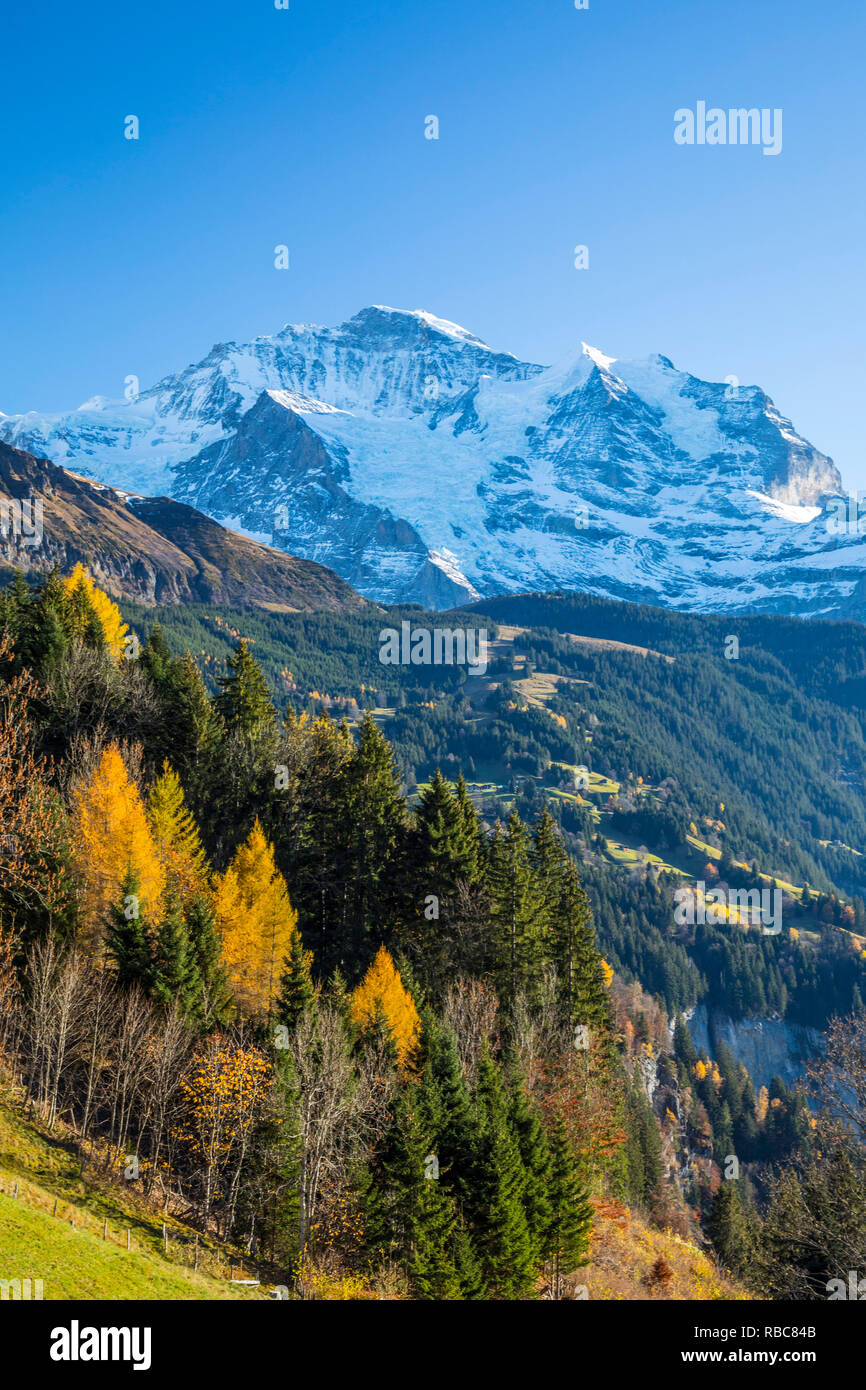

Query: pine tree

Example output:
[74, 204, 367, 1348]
[28, 568, 69, 674]
[138, 622, 173, 688]
[707, 1180, 750, 1275]
[342, 714, 407, 966]
[412, 771, 480, 900]
[548, 1115, 592, 1297]
[406, 771, 481, 987]
[151, 890, 202, 1017]
[452, 1219, 486, 1299]
[105, 865, 153, 990]
[216, 639, 275, 733]
[184, 891, 233, 1027]
[363, 1090, 463, 1299]
[469, 1045, 536, 1298]
[532, 810, 605, 1025]
[423, 1023, 479, 1216]
[673, 1013, 698, 1072]
[486, 813, 545, 1010]
[507, 1061, 554, 1266]
[276, 925, 317, 1029]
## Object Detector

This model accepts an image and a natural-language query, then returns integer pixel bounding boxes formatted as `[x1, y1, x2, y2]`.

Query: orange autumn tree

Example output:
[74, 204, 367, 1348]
[71, 744, 164, 952]
[148, 761, 208, 901]
[174, 1041, 272, 1231]
[63, 564, 130, 660]
[350, 945, 421, 1070]
[212, 820, 297, 1015]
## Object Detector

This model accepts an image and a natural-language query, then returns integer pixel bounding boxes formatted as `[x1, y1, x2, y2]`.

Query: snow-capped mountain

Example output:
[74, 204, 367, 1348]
[3, 305, 864, 616]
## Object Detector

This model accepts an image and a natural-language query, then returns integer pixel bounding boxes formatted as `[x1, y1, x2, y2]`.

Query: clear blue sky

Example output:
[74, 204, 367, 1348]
[1, 0, 863, 484]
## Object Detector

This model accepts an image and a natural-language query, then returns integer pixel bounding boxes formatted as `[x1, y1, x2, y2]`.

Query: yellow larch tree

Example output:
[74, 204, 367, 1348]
[350, 945, 421, 1070]
[71, 744, 164, 953]
[211, 820, 297, 1015]
[148, 761, 208, 901]
[63, 563, 130, 660]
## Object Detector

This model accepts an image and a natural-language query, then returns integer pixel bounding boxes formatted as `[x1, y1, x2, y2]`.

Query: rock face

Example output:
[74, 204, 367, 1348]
[0, 441, 370, 613]
[2, 304, 864, 615]
[687, 1004, 823, 1090]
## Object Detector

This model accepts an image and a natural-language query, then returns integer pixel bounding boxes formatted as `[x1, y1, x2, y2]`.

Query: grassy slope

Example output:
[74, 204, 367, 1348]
[0, 1092, 265, 1301]
[583, 1206, 750, 1302]
[0, 1196, 257, 1300]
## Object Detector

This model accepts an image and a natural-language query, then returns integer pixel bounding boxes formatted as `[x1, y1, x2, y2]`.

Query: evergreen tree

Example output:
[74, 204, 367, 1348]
[423, 1024, 479, 1216]
[28, 568, 69, 674]
[151, 889, 203, 1017]
[469, 1045, 536, 1298]
[138, 622, 174, 689]
[486, 813, 545, 1010]
[184, 891, 233, 1026]
[707, 1180, 750, 1275]
[406, 770, 481, 986]
[216, 639, 276, 733]
[363, 1090, 463, 1299]
[548, 1115, 592, 1297]
[507, 1061, 554, 1265]
[673, 1013, 698, 1072]
[276, 925, 317, 1029]
[342, 715, 407, 968]
[105, 865, 153, 990]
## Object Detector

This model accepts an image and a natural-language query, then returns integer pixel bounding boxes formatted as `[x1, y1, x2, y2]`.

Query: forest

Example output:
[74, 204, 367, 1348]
[2, 565, 866, 1300]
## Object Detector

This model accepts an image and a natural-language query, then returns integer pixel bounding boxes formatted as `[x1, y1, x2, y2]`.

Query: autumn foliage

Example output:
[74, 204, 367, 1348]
[63, 563, 130, 660]
[71, 743, 165, 951]
[350, 945, 421, 1069]
[212, 819, 298, 1015]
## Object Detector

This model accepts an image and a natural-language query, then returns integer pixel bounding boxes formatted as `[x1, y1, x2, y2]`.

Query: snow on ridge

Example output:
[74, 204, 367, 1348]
[745, 489, 822, 524]
[581, 342, 617, 371]
[368, 306, 493, 349]
[267, 389, 348, 417]
[428, 548, 482, 598]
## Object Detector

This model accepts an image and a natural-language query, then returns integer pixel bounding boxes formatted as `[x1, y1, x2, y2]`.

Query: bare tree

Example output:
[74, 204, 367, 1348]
[288, 1005, 366, 1254]
[442, 975, 500, 1083]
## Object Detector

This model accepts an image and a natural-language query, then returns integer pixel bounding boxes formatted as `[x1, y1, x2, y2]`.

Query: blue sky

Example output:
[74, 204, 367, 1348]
[1, 0, 863, 484]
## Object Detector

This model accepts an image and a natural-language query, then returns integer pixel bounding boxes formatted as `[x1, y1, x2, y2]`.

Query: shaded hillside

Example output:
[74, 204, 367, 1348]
[0, 440, 370, 613]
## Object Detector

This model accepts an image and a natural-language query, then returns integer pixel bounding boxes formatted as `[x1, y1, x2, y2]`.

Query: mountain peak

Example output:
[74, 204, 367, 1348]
[580, 342, 617, 372]
[0, 310, 853, 618]
[346, 305, 495, 350]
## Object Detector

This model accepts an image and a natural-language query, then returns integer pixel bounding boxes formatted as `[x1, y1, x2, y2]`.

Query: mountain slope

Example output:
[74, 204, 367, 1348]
[2, 306, 863, 615]
[0, 440, 370, 612]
